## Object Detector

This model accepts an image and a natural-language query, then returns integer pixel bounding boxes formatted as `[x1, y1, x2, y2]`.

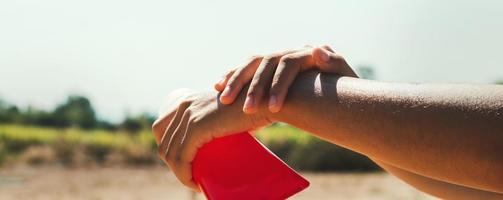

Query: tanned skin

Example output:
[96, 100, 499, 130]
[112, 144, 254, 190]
[152, 46, 503, 199]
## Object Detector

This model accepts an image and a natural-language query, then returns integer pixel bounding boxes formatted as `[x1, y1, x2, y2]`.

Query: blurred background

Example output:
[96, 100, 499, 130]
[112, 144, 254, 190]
[1, 0, 502, 199]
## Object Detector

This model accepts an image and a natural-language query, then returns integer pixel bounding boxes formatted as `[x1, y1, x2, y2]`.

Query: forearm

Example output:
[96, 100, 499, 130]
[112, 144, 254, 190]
[373, 159, 503, 199]
[271, 71, 503, 192]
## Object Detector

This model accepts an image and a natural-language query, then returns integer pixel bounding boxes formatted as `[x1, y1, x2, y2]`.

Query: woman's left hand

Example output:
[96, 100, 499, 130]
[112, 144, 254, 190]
[152, 91, 271, 192]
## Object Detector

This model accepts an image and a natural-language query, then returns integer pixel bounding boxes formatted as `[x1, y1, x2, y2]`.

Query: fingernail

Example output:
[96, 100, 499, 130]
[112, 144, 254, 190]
[222, 86, 231, 97]
[243, 96, 254, 111]
[268, 95, 277, 110]
[220, 86, 231, 104]
[319, 48, 330, 62]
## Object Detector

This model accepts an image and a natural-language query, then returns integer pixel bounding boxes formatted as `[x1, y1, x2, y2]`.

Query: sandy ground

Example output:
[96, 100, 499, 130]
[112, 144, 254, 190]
[0, 166, 435, 200]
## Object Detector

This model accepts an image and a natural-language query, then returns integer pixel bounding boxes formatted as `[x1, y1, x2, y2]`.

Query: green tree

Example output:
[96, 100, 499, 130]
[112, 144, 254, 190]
[0, 99, 9, 123]
[0, 99, 22, 124]
[120, 113, 156, 133]
[96, 120, 119, 131]
[496, 80, 503, 85]
[53, 95, 97, 129]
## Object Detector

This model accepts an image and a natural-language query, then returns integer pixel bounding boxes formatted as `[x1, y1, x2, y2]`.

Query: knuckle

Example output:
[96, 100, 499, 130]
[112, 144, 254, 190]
[261, 56, 277, 65]
[178, 100, 192, 108]
[182, 107, 192, 116]
[227, 74, 245, 87]
[249, 77, 266, 89]
[279, 56, 300, 71]
[246, 89, 261, 97]
[262, 55, 273, 60]
[279, 55, 295, 65]
[226, 68, 236, 75]
[248, 55, 263, 62]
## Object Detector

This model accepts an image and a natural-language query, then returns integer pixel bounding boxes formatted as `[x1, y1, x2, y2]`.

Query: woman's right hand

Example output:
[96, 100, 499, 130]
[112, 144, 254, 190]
[213, 45, 358, 114]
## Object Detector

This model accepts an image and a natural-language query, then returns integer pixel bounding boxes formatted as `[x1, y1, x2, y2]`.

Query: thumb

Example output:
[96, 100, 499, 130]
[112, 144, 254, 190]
[312, 47, 358, 78]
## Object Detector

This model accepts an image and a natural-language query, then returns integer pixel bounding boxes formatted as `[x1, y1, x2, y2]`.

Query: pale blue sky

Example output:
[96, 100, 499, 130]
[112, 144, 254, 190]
[1, 0, 502, 121]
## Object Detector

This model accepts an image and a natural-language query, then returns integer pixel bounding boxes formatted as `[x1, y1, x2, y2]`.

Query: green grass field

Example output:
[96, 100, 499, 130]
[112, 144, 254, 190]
[0, 124, 378, 171]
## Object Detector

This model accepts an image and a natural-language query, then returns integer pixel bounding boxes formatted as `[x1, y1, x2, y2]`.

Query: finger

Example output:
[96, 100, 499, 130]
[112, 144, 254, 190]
[164, 110, 201, 192]
[320, 44, 334, 52]
[312, 47, 358, 77]
[152, 111, 176, 144]
[243, 47, 313, 113]
[269, 50, 316, 113]
[164, 110, 190, 164]
[158, 101, 191, 157]
[243, 56, 281, 114]
[176, 125, 212, 193]
[214, 68, 235, 92]
[219, 56, 262, 105]
[221, 47, 310, 106]
[175, 161, 201, 192]
[243, 47, 308, 114]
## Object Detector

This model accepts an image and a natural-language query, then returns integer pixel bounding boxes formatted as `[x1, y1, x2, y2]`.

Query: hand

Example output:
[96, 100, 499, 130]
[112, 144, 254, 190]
[151, 91, 271, 192]
[214, 45, 358, 114]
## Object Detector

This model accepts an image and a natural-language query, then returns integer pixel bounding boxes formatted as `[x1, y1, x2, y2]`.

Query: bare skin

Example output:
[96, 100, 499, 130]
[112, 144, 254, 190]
[152, 46, 503, 198]
[374, 160, 503, 199]
[274, 72, 503, 196]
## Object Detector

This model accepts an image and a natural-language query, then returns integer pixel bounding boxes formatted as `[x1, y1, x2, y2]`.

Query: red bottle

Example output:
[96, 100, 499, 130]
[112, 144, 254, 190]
[192, 132, 309, 200]
[162, 89, 309, 200]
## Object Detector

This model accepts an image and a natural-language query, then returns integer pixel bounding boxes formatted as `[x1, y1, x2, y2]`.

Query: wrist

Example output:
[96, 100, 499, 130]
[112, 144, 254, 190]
[265, 71, 335, 125]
